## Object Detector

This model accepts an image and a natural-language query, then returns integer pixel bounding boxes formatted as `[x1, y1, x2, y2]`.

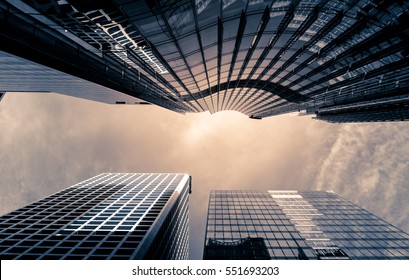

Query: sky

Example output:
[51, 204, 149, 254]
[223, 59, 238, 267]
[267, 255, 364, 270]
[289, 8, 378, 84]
[1, 92, 409, 259]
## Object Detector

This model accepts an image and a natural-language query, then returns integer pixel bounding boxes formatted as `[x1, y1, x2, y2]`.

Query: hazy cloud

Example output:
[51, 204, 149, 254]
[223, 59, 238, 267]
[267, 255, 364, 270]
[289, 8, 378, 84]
[1, 92, 408, 259]
[314, 123, 409, 234]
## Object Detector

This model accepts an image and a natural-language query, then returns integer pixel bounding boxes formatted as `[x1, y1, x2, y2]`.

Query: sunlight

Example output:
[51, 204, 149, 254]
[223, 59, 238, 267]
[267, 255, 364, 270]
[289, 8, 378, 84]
[183, 110, 253, 143]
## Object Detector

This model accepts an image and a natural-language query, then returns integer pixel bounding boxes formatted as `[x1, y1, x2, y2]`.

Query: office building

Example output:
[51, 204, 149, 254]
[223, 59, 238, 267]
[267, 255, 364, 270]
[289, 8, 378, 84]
[1, 0, 409, 122]
[0, 173, 192, 260]
[204, 190, 409, 259]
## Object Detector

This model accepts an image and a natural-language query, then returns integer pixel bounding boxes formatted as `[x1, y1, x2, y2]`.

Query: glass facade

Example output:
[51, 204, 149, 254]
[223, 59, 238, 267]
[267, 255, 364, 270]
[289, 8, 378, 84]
[1, 0, 409, 122]
[204, 190, 409, 260]
[0, 50, 147, 105]
[0, 173, 191, 260]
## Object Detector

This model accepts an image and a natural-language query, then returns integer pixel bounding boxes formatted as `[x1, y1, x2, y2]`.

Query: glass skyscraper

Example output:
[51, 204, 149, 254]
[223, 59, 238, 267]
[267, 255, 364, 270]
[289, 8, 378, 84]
[1, 0, 409, 122]
[204, 190, 409, 260]
[0, 173, 192, 260]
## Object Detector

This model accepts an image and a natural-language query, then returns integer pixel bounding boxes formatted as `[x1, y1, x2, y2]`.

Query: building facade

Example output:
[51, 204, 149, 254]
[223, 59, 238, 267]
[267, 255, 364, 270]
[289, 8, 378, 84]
[1, 0, 409, 122]
[204, 190, 409, 260]
[0, 173, 192, 260]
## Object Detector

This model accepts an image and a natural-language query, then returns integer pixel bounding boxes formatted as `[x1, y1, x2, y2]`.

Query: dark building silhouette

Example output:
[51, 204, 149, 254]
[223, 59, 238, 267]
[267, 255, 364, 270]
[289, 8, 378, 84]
[204, 190, 409, 260]
[204, 237, 271, 260]
[0, 173, 192, 260]
[1, 0, 409, 122]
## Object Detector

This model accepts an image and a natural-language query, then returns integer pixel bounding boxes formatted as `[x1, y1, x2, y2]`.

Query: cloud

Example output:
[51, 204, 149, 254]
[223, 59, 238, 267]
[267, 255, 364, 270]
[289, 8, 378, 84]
[0, 92, 408, 259]
[313, 123, 409, 233]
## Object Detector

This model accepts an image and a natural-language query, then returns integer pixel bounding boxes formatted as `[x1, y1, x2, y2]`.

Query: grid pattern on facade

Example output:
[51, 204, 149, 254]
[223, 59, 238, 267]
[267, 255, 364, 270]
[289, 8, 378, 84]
[314, 98, 409, 123]
[1, 0, 409, 122]
[0, 50, 146, 105]
[0, 173, 191, 260]
[300, 191, 409, 259]
[64, 174, 178, 232]
[269, 191, 349, 259]
[141, 178, 190, 260]
[204, 190, 409, 260]
[204, 190, 315, 260]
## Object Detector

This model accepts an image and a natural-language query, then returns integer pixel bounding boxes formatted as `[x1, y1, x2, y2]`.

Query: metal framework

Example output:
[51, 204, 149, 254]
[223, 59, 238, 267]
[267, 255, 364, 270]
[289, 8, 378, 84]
[1, 0, 409, 122]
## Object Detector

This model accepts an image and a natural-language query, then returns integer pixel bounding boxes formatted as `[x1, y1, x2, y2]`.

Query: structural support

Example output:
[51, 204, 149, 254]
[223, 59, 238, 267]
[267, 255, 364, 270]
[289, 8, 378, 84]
[0, 1, 187, 113]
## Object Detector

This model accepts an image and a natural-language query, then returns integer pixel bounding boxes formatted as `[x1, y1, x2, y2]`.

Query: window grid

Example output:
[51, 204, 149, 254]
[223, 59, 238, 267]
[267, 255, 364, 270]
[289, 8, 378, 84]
[0, 173, 191, 260]
[204, 190, 409, 260]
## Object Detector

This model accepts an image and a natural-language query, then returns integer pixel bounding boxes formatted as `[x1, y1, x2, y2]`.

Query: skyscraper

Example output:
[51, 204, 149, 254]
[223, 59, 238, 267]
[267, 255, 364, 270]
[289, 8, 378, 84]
[204, 190, 409, 260]
[1, 0, 409, 122]
[0, 173, 192, 260]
